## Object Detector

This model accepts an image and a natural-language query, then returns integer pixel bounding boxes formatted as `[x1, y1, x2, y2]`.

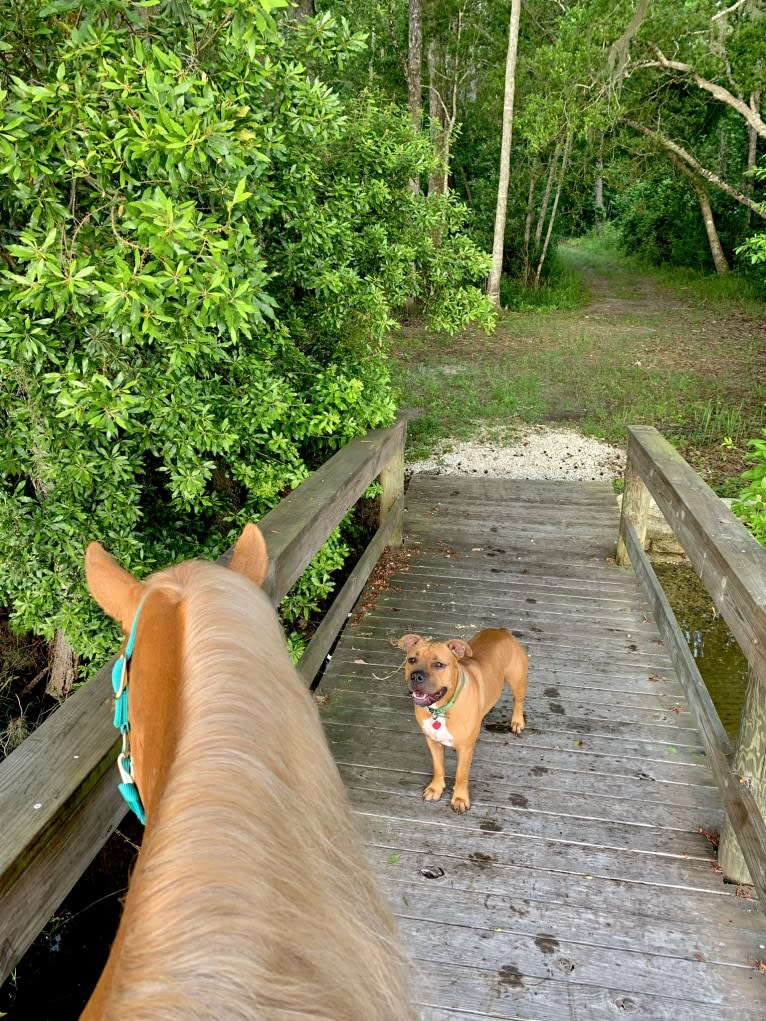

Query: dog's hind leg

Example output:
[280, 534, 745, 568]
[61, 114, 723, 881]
[506, 654, 528, 736]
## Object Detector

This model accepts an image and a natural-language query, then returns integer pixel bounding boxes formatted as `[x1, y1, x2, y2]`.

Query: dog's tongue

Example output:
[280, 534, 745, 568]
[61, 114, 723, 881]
[411, 688, 444, 708]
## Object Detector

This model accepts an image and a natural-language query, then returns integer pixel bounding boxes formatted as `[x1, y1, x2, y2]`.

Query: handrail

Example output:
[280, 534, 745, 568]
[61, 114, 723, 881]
[0, 414, 407, 987]
[617, 425, 766, 904]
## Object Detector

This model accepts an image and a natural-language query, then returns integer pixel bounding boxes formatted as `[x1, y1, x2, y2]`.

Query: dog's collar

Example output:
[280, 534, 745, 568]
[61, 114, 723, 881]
[428, 673, 466, 719]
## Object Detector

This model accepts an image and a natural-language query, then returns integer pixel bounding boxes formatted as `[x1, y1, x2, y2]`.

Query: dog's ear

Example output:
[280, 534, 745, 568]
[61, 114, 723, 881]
[397, 634, 422, 650]
[446, 639, 473, 660]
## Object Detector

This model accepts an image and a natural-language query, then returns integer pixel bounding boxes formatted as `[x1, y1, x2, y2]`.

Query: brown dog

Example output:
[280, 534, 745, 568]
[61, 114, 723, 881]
[397, 628, 528, 813]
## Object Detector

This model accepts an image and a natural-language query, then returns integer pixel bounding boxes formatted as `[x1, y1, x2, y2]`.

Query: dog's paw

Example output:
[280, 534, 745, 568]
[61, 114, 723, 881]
[511, 714, 525, 735]
[423, 784, 444, 802]
[451, 795, 470, 813]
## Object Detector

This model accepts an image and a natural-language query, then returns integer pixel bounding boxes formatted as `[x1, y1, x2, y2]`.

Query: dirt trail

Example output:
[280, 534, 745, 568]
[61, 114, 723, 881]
[564, 247, 765, 379]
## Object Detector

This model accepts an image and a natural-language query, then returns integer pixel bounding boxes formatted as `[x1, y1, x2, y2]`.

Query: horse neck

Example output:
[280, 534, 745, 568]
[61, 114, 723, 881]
[128, 585, 185, 818]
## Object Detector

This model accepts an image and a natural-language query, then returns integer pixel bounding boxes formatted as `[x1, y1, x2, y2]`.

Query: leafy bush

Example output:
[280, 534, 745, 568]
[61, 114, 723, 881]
[736, 163, 766, 288]
[732, 432, 766, 545]
[614, 178, 710, 268]
[0, 0, 495, 666]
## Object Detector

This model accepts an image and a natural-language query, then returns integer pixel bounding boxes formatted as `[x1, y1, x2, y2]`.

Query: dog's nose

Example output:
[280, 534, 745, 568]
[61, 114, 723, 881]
[409, 670, 426, 687]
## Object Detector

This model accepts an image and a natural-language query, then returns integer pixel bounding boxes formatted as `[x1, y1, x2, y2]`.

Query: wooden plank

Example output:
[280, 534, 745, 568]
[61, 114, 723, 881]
[315, 474, 766, 1018]
[297, 494, 404, 685]
[0, 664, 116, 891]
[366, 844, 762, 936]
[0, 665, 123, 986]
[384, 876, 762, 962]
[624, 425, 766, 679]
[341, 782, 715, 859]
[324, 723, 713, 789]
[0, 767, 126, 983]
[407, 476, 616, 505]
[335, 762, 724, 826]
[621, 514, 766, 905]
[400, 926, 765, 1021]
[617, 448, 651, 565]
[349, 758, 714, 842]
[258, 414, 407, 602]
[321, 690, 709, 752]
[323, 668, 698, 715]
[358, 812, 727, 897]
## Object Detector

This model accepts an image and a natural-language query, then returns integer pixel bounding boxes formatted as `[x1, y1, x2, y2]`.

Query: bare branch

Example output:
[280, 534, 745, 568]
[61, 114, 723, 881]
[608, 0, 651, 84]
[712, 0, 749, 21]
[627, 119, 766, 218]
[640, 48, 766, 137]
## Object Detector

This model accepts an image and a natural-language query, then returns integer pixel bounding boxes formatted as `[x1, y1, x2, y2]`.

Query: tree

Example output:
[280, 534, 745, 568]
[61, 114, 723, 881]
[0, 0, 495, 667]
[487, 0, 522, 306]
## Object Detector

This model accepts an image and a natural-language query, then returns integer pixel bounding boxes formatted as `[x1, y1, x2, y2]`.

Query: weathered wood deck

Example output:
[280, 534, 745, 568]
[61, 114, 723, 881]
[317, 475, 766, 1021]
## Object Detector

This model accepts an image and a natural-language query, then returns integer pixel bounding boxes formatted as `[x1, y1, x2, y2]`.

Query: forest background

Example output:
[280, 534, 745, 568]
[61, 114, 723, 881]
[0, 0, 765, 748]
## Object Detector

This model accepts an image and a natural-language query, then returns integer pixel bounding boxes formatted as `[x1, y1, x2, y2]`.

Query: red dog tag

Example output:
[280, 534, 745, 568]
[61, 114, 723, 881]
[432, 720, 442, 730]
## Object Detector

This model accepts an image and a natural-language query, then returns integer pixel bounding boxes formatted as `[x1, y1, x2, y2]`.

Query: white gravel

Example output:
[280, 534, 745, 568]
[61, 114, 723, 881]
[406, 425, 626, 482]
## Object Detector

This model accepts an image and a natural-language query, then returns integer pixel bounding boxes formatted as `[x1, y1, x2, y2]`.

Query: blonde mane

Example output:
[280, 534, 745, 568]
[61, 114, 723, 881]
[83, 557, 418, 1021]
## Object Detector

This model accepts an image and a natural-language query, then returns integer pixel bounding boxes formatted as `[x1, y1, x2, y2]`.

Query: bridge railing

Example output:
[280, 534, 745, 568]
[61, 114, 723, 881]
[0, 414, 407, 987]
[617, 424, 766, 904]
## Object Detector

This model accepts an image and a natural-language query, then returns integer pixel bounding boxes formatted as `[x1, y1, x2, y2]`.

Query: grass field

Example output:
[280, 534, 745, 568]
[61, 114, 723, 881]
[391, 237, 766, 496]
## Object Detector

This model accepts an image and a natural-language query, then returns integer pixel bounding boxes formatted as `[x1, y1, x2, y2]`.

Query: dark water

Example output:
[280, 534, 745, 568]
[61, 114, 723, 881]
[653, 560, 749, 742]
[0, 819, 141, 1021]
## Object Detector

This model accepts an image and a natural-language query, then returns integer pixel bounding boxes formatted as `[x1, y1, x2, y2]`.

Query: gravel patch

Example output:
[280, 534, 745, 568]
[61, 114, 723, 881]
[407, 425, 626, 482]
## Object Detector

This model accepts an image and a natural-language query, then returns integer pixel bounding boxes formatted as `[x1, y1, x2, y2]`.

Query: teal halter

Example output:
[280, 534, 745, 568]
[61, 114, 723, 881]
[427, 673, 466, 719]
[111, 598, 146, 825]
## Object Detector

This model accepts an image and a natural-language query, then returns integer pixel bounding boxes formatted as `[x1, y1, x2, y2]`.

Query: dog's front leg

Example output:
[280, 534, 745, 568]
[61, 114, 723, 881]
[451, 740, 477, 813]
[423, 736, 446, 802]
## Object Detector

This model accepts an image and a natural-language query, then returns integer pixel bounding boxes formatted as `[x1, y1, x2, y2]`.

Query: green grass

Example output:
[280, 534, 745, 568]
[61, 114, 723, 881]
[390, 235, 766, 491]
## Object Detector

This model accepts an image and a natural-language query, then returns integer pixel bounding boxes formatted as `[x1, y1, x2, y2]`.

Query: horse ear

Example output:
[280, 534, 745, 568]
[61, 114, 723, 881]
[84, 542, 145, 633]
[228, 523, 269, 587]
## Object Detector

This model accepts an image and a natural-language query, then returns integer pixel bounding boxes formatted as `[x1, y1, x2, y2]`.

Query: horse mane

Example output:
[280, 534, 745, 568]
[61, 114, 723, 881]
[90, 559, 418, 1021]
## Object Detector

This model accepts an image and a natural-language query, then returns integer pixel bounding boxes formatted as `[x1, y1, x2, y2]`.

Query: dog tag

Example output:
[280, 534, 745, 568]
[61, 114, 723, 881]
[422, 716, 454, 747]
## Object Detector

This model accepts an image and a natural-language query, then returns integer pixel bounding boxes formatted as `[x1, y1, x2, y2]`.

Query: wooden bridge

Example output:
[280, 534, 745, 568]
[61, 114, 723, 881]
[2, 419, 766, 1018]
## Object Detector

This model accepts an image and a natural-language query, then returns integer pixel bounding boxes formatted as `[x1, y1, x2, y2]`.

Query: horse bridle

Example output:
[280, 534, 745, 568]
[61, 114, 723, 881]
[111, 597, 147, 824]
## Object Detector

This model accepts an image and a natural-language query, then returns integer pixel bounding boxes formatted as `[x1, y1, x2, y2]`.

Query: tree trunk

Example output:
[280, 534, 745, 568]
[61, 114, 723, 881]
[595, 158, 605, 232]
[745, 88, 761, 228]
[689, 176, 730, 275]
[522, 168, 538, 285]
[428, 37, 446, 197]
[487, 0, 522, 307]
[284, 0, 315, 19]
[534, 144, 560, 249]
[407, 0, 423, 196]
[534, 132, 571, 288]
[46, 628, 78, 701]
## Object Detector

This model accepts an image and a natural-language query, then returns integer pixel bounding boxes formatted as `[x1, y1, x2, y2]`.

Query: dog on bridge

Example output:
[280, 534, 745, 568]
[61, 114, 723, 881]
[397, 628, 528, 813]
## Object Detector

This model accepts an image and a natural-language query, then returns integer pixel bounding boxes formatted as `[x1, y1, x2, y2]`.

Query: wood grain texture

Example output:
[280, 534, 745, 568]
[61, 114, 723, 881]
[317, 474, 766, 1020]
[623, 426, 766, 678]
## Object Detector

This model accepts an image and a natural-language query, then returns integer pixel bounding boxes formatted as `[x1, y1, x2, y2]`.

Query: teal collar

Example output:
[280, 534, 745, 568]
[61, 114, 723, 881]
[428, 673, 466, 719]
[111, 597, 147, 825]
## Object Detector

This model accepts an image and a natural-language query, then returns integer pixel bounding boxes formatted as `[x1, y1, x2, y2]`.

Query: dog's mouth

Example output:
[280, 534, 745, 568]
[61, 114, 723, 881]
[410, 686, 448, 708]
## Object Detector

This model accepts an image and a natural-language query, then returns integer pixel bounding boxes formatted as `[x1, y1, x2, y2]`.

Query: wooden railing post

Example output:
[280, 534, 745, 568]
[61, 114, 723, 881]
[718, 663, 766, 885]
[377, 433, 405, 548]
[616, 442, 650, 567]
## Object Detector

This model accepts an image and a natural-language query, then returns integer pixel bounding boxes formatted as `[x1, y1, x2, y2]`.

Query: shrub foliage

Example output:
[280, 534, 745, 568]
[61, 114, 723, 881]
[0, 0, 495, 663]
